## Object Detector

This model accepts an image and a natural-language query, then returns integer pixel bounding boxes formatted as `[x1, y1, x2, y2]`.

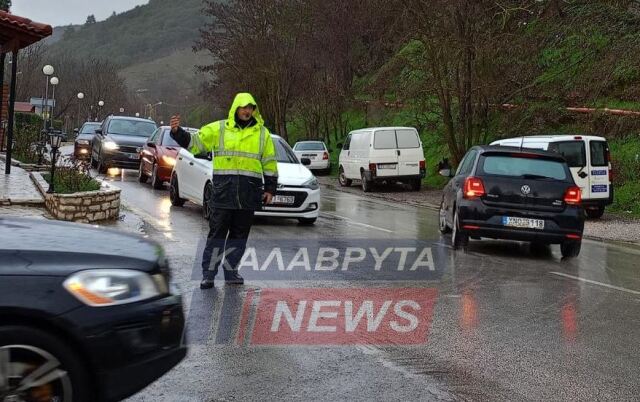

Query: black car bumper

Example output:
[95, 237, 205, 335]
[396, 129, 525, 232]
[458, 200, 584, 244]
[102, 151, 141, 169]
[74, 144, 92, 160]
[58, 294, 186, 401]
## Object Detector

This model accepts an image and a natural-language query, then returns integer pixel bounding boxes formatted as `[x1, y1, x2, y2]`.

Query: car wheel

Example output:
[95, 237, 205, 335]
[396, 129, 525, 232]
[410, 178, 421, 191]
[560, 240, 581, 259]
[451, 208, 468, 250]
[97, 152, 107, 174]
[298, 217, 317, 225]
[169, 173, 186, 207]
[361, 171, 372, 193]
[0, 325, 93, 402]
[202, 181, 213, 221]
[585, 206, 605, 219]
[438, 201, 451, 234]
[90, 151, 98, 168]
[151, 163, 164, 189]
[338, 167, 352, 187]
[138, 161, 149, 183]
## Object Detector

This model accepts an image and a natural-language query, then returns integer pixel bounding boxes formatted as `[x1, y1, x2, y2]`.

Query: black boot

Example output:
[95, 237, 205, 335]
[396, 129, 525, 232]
[224, 272, 244, 285]
[200, 278, 215, 289]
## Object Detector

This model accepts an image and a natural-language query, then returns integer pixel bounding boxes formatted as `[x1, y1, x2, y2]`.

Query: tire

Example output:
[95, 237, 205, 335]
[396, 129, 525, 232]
[202, 181, 213, 221]
[138, 161, 149, 183]
[169, 173, 186, 207]
[585, 206, 605, 219]
[451, 208, 468, 250]
[561, 240, 581, 259]
[298, 217, 317, 225]
[361, 171, 372, 193]
[438, 200, 451, 234]
[410, 178, 421, 191]
[151, 163, 164, 189]
[338, 167, 352, 187]
[0, 325, 93, 402]
[90, 152, 98, 168]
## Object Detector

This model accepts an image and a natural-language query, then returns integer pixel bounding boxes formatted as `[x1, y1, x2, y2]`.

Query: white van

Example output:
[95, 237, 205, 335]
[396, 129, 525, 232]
[338, 127, 426, 192]
[490, 135, 612, 218]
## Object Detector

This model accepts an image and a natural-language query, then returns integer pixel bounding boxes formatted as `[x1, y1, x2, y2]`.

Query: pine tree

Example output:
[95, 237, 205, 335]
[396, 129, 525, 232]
[85, 14, 96, 25]
[0, 0, 11, 12]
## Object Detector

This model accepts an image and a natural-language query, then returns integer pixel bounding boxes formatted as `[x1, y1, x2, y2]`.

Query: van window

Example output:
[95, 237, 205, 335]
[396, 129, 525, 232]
[373, 130, 396, 149]
[351, 133, 369, 150]
[342, 134, 352, 150]
[396, 129, 420, 149]
[590, 141, 608, 167]
[548, 141, 586, 168]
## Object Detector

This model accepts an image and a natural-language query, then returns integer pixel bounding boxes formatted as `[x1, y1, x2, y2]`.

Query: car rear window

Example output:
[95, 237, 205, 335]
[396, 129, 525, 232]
[590, 141, 608, 167]
[396, 129, 420, 149]
[295, 142, 325, 151]
[547, 141, 586, 168]
[480, 155, 567, 180]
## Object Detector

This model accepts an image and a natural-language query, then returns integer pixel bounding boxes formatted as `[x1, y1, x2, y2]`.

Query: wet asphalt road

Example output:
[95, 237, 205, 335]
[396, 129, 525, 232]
[92, 165, 640, 402]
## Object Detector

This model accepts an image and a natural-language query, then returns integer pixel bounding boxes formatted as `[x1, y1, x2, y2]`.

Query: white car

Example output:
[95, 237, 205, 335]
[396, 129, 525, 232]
[293, 140, 331, 174]
[169, 134, 320, 224]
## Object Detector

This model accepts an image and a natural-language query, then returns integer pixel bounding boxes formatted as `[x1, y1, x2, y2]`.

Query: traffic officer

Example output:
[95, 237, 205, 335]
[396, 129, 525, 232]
[170, 93, 278, 289]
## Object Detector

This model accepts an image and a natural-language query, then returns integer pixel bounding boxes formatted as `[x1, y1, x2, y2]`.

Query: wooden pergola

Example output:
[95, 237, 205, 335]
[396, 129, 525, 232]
[0, 10, 52, 174]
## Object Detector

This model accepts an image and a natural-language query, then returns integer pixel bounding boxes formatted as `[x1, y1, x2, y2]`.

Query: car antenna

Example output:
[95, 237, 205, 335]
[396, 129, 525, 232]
[519, 136, 526, 151]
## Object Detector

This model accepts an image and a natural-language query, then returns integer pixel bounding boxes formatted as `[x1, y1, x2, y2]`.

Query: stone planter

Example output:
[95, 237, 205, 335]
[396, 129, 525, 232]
[30, 172, 121, 223]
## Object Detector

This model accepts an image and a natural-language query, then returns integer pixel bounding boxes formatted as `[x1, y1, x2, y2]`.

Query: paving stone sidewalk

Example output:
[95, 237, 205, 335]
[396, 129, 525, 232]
[0, 160, 44, 206]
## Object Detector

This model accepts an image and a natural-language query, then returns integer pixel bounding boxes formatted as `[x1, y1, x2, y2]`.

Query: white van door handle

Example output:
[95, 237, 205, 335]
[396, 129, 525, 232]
[348, 151, 350, 156]
[397, 150, 401, 156]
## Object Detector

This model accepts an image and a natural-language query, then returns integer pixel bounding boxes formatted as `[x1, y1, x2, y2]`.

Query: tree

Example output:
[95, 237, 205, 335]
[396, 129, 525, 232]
[0, 0, 11, 12]
[85, 14, 96, 25]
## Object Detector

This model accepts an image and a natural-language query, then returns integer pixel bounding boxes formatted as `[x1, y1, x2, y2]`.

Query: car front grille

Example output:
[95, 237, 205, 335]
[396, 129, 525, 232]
[119, 145, 139, 154]
[270, 190, 308, 208]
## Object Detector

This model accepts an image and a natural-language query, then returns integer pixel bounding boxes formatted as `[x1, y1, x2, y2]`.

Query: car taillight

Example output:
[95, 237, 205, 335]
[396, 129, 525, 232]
[463, 177, 485, 199]
[419, 160, 425, 170]
[323, 152, 329, 160]
[564, 186, 581, 205]
[369, 163, 377, 175]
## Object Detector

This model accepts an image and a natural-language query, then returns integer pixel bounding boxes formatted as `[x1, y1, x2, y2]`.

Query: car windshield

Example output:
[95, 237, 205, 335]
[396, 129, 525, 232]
[295, 142, 325, 151]
[80, 124, 100, 134]
[480, 155, 567, 180]
[107, 119, 157, 137]
[275, 138, 299, 163]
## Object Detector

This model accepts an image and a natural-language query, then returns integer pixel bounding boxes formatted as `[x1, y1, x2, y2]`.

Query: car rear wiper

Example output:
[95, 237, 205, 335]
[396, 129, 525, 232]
[521, 174, 554, 180]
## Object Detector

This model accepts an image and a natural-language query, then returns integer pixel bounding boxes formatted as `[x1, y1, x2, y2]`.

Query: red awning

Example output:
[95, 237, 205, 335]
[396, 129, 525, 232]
[14, 102, 34, 113]
[0, 10, 52, 51]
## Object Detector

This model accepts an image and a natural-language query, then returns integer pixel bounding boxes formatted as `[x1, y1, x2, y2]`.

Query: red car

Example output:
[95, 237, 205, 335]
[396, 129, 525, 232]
[139, 126, 198, 189]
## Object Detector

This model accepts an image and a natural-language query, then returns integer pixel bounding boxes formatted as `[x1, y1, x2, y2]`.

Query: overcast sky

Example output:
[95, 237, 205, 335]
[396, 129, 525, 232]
[11, 0, 149, 26]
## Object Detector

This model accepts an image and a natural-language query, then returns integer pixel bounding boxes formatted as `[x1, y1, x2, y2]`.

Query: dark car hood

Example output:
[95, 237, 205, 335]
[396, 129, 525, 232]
[107, 134, 148, 147]
[76, 133, 95, 142]
[0, 218, 163, 276]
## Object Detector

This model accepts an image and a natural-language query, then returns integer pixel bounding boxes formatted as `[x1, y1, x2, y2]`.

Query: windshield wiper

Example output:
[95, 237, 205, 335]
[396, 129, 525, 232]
[521, 174, 554, 180]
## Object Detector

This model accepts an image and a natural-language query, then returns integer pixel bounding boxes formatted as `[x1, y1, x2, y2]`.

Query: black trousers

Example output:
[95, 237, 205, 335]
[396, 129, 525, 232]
[201, 208, 255, 279]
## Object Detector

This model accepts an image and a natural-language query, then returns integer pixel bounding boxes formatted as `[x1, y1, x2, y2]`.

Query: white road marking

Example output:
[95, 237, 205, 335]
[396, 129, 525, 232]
[550, 272, 640, 295]
[321, 212, 394, 233]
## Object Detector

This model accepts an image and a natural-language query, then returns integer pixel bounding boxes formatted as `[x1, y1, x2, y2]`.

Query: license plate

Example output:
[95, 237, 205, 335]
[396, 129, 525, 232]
[302, 154, 316, 159]
[273, 195, 295, 204]
[129, 153, 140, 160]
[502, 216, 544, 230]
[378, 164, 397, 169]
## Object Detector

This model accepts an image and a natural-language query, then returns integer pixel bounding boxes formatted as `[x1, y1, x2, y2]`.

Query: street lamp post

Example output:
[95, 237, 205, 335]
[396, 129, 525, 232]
[76, 92, 84, 131]
[49, 77, 59, 129]
[46, 130, 64, 194]
[98, 100, 104, 121]
[42, 65, 54, 131]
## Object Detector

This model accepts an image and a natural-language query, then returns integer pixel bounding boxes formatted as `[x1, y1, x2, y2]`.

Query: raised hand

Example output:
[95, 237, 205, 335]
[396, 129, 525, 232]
[170, 114, 181, 133]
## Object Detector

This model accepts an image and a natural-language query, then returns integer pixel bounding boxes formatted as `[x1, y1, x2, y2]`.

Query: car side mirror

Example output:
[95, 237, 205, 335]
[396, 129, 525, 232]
[95, 128, 102, 135]
[301, 158, 311, 166]
[439, 169, 452, 178]
[147, 142, 156, 148]
[73, 128, 79, 134]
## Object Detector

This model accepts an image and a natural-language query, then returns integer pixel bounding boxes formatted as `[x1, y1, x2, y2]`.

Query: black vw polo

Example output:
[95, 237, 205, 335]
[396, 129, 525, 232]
[438, 146, 584, 258]
[0, 218, 186, 401]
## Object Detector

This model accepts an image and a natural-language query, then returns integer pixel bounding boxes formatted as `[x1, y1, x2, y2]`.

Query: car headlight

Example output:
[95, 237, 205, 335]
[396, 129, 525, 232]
[63, 269, 168, 307]
[76, 139, 90, 145]
[103, 141, 119, 151]
[162, 155, 176, 166]
[302, 177, 319, 190]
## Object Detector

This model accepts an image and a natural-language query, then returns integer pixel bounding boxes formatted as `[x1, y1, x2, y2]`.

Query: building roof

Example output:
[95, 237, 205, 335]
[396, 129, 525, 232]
[14, 102, 34, 113]
[0, 10, 52, 51]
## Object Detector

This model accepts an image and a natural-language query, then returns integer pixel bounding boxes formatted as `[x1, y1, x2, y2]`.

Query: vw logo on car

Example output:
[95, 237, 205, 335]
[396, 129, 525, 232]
[521, 185, 531, 195]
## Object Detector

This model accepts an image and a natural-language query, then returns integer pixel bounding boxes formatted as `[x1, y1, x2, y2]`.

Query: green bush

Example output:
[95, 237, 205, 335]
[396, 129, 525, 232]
[12, 122, 43, 164]
[43, 161, 101, 194]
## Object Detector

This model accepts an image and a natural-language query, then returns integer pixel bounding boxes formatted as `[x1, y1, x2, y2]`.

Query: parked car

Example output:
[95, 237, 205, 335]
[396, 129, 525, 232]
[490, 135, 612, 219]
[293, 140, 331, 174]
[0, 217, 186, 402]
[170, 134, 320, 224]
[338, 127, 426, 192]
[91, 116, 158, 174]
[73, 121, 102, 160]
[438, 146, 585, 258]
[139, 126, 198, 189]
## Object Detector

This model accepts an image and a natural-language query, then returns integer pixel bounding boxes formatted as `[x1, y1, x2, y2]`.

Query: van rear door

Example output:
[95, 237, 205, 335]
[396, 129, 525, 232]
[395, 129, 423, 176]
[548, 141, 589, 195]
[371, 130, 399, 177]
[587, 139, 610, 201]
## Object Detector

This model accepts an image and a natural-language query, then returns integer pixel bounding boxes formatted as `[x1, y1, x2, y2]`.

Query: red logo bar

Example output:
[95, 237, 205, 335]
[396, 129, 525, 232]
[247, 288, 438, 345]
